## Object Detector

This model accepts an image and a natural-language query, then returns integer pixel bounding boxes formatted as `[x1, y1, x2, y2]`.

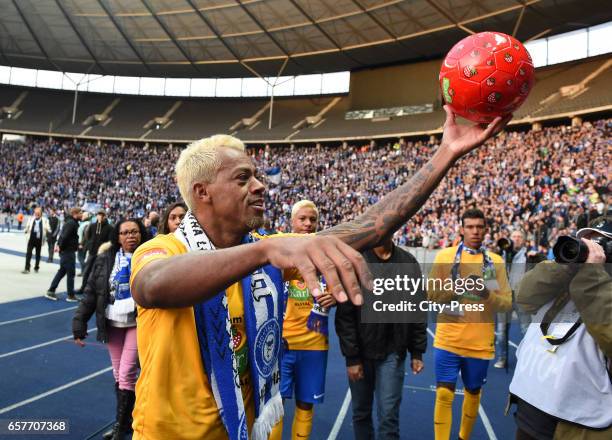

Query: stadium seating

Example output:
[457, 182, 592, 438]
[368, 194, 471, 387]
[0, 56, 610, 143]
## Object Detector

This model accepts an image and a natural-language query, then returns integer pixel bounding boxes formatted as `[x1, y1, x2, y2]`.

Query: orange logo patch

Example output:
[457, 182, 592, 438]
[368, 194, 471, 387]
[133, 248, 168, 267]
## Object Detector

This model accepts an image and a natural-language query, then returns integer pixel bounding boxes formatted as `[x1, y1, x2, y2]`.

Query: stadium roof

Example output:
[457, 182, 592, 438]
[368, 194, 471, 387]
[1, 0, 610, 78]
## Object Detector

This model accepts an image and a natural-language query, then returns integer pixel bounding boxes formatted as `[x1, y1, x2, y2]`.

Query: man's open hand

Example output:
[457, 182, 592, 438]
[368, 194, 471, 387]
[264, 235, 372, 305]
[441, 105, 512, 159]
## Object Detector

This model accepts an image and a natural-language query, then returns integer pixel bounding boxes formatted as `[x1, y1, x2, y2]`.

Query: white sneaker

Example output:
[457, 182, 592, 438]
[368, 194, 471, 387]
[494, 358, 506, 368]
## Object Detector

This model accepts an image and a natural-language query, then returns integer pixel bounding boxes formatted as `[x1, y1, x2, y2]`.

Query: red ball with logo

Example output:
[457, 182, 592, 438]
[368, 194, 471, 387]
[439, 31, 535, 123]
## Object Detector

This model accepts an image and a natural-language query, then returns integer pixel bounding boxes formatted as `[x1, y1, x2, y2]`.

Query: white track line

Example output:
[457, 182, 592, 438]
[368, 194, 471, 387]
[404, 384, 464, 394]
[327, 388, 352, 440]
[426, 326, 498, 440]
[0, 328, 98, 359]
[0, 307, 77, 326]
[0, 367, 113, 415]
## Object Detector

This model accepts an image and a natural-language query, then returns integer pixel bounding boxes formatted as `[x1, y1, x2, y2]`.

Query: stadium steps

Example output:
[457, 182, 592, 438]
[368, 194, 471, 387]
[88, 96, 175, 139]
[229, 101, 271, 134]
[514, 58, 610, 119]
[148, 98, 263, 141]
[241, 97, 337, 141]
[535, 60, 612, 117]
[79, 98, 121, 136]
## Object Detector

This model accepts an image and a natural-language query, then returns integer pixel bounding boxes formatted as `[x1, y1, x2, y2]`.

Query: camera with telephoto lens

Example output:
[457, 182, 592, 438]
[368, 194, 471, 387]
[553, 235, 612, 263]
[497, 237, 514, 264]
[497, 237, 513, 252]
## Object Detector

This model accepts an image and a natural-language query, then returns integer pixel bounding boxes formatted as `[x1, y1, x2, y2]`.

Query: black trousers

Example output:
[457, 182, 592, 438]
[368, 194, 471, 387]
[47, 238, 57, 262]
[25, 237, 42, 271]
[80, 253, 97, 292]
[49, 251, 76, 296]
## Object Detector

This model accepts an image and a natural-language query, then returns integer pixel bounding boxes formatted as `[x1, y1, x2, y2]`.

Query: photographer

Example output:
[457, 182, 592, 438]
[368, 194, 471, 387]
[508, 216, 612, 440]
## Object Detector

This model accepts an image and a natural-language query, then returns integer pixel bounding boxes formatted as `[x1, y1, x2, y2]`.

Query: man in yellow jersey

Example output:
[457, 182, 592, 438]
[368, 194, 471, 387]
[428, 208, 512, 440]
[274, 200, 336, 439]
[130, 107, 510, 440]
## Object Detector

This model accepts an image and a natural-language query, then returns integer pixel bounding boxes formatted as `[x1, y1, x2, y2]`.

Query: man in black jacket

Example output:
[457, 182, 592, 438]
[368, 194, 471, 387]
[47, 209, 60, 263]
[46, 207, 81, 302]
[78, 210, 112, 294]
[335, 238, 427, 440]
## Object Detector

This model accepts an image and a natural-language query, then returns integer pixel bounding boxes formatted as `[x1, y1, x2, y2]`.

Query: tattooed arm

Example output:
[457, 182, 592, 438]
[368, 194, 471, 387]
[319, 106, 512, 250]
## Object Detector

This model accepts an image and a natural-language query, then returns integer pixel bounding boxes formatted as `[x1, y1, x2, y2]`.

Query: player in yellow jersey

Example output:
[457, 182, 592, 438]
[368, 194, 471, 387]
[428, 209, 512, 440]
[271, 200, 336, 440]
[130, 107, 510, 440]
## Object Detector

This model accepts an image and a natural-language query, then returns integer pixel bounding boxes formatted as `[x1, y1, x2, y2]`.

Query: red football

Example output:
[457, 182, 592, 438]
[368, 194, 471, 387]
[439, 31, 535, 123]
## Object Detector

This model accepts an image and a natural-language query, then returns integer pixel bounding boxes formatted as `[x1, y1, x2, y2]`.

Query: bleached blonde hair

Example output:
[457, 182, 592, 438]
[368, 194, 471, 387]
[291, 200, 319, 219]
[175, 134, 246, 209]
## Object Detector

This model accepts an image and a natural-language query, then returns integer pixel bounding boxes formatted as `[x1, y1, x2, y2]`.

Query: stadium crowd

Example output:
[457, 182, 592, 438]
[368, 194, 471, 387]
[1, 118, 609, 254]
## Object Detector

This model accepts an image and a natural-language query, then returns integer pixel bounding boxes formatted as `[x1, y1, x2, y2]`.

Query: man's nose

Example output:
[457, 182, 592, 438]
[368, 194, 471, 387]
[251, 177, 266, 193]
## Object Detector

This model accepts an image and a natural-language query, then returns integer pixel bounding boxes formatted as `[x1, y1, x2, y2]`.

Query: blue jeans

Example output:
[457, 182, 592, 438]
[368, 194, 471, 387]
[77, 248, 87, 273]
[348, 352, 406, 440]
[496, 291, 531, 359]
[49, 251, 76, 296]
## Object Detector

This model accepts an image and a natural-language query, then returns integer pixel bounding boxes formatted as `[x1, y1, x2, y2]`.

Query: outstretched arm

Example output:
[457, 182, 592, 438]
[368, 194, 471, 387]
[320, 107, 511, 250]
[132, 234, 371, 308]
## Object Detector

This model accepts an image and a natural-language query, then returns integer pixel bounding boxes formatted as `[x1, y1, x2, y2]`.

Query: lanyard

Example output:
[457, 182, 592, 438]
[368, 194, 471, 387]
[451, 242, 496, 281]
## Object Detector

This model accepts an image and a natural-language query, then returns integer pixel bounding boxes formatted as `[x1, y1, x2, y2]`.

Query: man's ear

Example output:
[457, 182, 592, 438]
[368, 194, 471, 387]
[193, 182, 211, 204]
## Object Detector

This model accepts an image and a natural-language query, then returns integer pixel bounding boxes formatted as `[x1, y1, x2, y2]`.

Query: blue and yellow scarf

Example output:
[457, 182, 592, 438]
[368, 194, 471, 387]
[175, 211, 284, 440]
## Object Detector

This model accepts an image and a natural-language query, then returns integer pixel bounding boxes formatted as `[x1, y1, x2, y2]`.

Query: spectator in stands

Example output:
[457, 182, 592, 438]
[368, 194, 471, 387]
[46, 207, 81, 302]
[256, 218, 276, 236]
[79, 210, 112, 295]
[77, 212, 91, 277]
[0, 119, 609, 254]
[22, 207, 50, 274]
[47, 209, 61, 263]
[157, 202, 187, 235]
[73, 218, 145, 440]
[145, 211, 160, 237]
[336, 237, 426, 440]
